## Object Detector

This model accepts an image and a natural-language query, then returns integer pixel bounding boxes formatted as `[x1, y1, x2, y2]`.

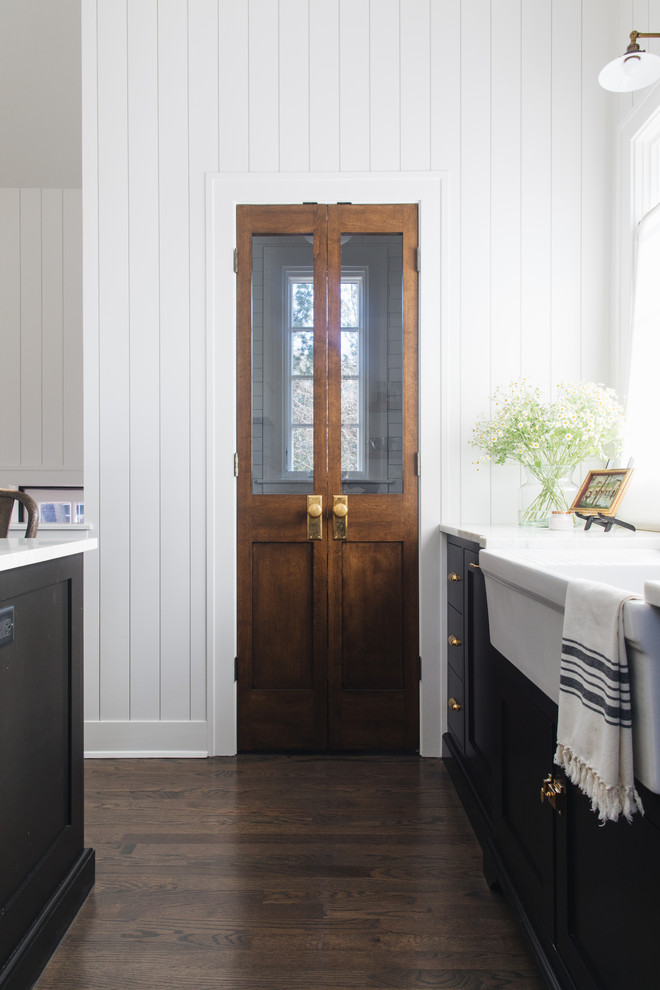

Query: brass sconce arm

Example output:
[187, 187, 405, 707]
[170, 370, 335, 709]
[628, 30, 660, 52]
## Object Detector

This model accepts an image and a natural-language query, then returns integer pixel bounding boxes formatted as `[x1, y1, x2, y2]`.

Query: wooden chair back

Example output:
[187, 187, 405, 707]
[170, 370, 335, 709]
[0, 490, 39, 537]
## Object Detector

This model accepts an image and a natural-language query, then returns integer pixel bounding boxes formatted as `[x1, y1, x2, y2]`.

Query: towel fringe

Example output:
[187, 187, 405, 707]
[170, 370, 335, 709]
[555, 743, 644, 824]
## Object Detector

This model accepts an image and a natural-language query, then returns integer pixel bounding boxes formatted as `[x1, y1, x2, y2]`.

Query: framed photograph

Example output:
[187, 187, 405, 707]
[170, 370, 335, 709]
[18, 486, 85, 525]
[569, 468, 633, 517]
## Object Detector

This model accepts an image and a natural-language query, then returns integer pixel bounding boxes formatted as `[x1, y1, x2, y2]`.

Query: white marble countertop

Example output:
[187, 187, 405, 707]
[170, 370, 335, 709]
[0, 534, 98, 572]
[439, 522, 660, 550]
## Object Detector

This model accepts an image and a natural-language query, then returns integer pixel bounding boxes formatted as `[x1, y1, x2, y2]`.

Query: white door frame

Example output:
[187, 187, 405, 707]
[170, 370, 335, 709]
[206, 172, 448, 756]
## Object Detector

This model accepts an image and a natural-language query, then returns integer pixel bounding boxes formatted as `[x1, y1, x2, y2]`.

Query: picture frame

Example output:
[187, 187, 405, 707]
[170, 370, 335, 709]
[569, 468, 633, 517]
[18, 486, 85, 525]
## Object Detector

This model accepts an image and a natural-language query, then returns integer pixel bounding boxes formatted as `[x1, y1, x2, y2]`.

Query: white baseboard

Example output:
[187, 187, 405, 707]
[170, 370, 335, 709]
[84, 719, 208, 758]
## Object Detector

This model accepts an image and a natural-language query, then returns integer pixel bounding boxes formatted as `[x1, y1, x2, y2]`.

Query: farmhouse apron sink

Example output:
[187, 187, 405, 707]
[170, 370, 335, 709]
[479, 546, 660, 794]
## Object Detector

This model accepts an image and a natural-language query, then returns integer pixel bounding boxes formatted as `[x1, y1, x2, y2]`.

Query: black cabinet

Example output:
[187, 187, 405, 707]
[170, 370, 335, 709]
[0, 554, 94, 990]
[443, 538, 498, 835]
[463, 547, 497, 818]
[556, 775, 660, 990]
[443, 534, 660, 990]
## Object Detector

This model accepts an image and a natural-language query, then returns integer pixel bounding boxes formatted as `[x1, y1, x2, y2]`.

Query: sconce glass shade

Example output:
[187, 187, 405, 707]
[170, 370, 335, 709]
[599, 49, 660, 92]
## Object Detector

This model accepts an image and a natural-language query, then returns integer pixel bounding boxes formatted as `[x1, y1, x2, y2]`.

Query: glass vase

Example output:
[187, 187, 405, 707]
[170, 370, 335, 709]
[518, 464, 579, 527]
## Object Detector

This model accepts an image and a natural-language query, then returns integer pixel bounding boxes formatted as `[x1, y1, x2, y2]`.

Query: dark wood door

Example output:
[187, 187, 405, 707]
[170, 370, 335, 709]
[236, 203, 419, 752]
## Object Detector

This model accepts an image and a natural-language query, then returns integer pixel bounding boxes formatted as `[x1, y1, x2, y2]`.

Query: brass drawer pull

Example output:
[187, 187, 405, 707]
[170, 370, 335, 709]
[448, 697, 462, 712]
[469, 562, 480, 569]
[448, 634, 462, 647]
[448, 572, 462, 582]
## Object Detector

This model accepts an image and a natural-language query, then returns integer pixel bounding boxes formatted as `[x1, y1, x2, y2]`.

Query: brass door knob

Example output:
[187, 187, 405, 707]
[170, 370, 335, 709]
[448, 572, 462, 582]
[448, 697, 462, 712]
[306, 495, 323, 540]
[332, 495, 348, 539]
[448, 634, 462, 647]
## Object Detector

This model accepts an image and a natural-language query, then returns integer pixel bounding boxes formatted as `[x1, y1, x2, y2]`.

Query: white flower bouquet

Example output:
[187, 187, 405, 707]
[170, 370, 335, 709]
[471, 380, 625, 524]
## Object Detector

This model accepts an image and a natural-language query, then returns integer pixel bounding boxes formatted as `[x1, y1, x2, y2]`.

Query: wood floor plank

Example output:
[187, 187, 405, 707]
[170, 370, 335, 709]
[34, 756, 546, 990]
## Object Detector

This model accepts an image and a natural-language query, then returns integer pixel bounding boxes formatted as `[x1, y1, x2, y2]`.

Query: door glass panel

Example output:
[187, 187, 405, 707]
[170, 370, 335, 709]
[340, 234, 404, 494]
[251, 234, 315, 494]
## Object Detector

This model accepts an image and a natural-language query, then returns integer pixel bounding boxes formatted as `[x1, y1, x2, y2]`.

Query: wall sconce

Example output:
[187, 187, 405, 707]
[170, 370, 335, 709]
[599, 31, 660, 92]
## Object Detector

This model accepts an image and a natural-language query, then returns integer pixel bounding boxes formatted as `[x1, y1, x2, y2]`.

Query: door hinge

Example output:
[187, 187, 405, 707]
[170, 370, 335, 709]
[234, 657, 239, 682]
[233, 248, 238, 274]
[414, 451, 421, 477]
[415, 246, 421, 272]
[418, 656, 422, 681]
[233, 452, 239, 477]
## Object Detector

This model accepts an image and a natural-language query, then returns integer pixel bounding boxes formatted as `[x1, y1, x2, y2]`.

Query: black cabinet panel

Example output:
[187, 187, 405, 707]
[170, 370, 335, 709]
[446, 542, 464, 612]
[558, 781, 660, 990]
[495, 662, 557, 940]
[446, 663, 465, 752]
[464, 550, 496, 816]
[1, 581, 70, 910]
[443, 539, 497, 825]
[0, 555, 94, 990]
[446, 604, 464, 678]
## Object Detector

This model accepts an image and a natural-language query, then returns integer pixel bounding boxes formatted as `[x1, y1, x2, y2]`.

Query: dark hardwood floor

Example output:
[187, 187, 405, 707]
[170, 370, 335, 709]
[34, 755, 545, 990]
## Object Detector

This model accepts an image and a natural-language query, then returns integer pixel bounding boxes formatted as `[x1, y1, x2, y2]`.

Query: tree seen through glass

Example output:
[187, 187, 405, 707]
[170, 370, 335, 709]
[289, 277, 362, 473]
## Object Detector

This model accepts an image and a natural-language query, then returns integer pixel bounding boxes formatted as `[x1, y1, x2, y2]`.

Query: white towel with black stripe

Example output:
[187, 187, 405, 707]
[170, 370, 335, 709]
[554, 579, 644, 823]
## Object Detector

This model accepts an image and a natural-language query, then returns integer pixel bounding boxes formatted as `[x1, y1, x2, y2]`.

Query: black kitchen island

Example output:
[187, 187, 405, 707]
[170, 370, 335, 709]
[0, 536, 97, 990]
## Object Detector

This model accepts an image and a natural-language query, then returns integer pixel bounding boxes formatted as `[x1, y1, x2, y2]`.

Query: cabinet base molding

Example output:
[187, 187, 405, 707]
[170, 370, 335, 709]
[0, 849, 95, 990]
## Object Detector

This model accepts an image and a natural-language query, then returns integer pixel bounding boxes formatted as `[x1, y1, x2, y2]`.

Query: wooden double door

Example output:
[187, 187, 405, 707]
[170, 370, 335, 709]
[236, 203, 419, 751]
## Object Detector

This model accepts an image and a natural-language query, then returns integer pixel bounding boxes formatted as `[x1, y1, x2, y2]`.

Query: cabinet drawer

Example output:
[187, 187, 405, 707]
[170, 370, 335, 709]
[446, 665, 465, 752]
[447, 542, 464, 612]
[446, 604, 464, 678]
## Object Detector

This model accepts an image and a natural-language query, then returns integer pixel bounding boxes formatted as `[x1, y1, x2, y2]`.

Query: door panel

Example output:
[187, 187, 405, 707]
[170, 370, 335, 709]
[251, 543, 314, 690]
[236, 203, 418, 752]
[339, 542, 404, 691]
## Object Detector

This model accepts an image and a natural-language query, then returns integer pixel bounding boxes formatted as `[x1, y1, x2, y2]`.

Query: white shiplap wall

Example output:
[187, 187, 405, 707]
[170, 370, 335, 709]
[0, 188, 83, 487]
[82, 0, 619, 756]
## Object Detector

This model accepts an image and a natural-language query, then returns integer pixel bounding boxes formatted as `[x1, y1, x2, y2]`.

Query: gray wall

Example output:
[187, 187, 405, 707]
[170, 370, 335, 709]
[0, 0, 80, 187]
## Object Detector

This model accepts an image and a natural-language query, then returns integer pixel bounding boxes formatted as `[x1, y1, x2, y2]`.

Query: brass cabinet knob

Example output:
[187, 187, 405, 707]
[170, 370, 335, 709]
[333, 502, 348, 518]
[307, 502, 322, 518]
[447, 634, 462, 647]
[448, 572, 462, 582]
[448, 697, 462, 712]
[540, 774, 566, 815]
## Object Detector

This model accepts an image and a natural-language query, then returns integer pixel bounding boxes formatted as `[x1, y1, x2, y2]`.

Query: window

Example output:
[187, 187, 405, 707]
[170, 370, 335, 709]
[339, 274, 365, 474]
[287, 273, 315, 473]
[622, 203, 660, 522]
[285, 269, 367, 477]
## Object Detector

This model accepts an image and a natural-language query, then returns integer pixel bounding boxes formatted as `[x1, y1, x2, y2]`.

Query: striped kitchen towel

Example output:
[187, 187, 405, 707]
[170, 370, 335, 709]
[554, 578, 644, 823]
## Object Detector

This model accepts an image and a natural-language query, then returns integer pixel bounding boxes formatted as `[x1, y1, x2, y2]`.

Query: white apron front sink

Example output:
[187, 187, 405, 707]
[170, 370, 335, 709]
[479, 546, 660, 794]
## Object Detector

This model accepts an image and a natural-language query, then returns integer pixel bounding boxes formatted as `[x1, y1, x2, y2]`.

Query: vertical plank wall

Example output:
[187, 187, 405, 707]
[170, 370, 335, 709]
[82, 0, 620, 755]
[0, 189, 83, 489]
